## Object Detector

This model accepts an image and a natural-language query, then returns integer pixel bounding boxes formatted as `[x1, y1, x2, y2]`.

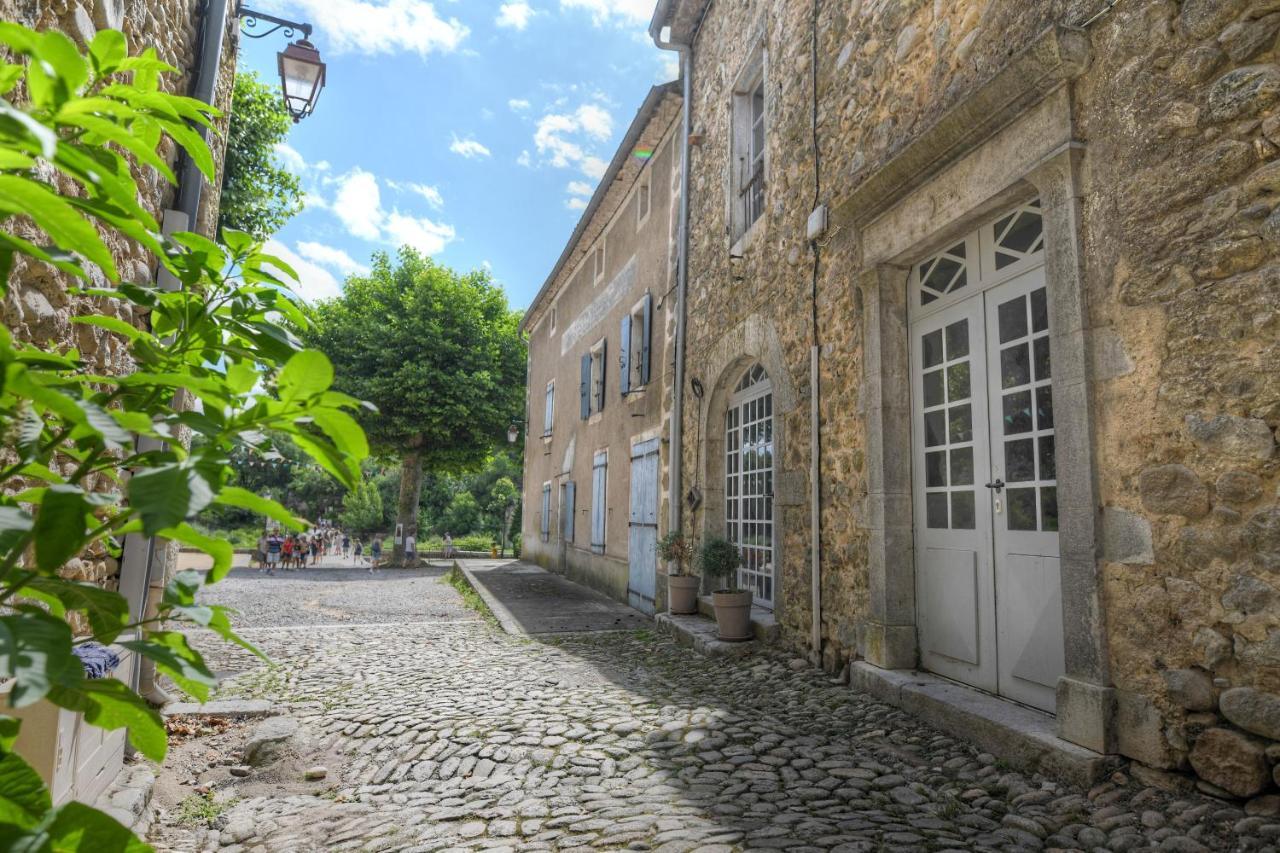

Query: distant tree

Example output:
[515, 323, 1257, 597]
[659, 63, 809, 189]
[219, 71, 303, 239]
[441, 491, 481, 537]
[306, 248, 526, 565]
[339, 479, 384, 538]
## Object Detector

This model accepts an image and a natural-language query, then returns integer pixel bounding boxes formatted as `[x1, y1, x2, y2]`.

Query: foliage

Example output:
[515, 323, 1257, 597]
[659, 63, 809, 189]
[697, 537, 743, 590]
[192, 522, 261, 550]
[658, 532, 694, 576]
[0, 25, 368, 849]
[439, 491, 481, 537]
[339, 478, 384, 538]
[442, 565, 496, 625]
[218, 71, 303, 240]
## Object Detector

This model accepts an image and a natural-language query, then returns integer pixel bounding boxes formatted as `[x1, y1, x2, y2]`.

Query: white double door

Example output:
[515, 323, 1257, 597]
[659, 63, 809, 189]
[912, 265, 1065, 713]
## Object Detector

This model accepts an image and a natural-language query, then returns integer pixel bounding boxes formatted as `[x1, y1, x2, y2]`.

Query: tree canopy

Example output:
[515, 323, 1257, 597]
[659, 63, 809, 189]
[218, 71, 303, 239]
[305, 248, 526, 562]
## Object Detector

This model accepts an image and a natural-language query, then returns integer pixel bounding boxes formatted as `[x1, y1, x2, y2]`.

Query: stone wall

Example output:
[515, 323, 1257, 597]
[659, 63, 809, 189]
[673, 0, 1280, 801]
[0, 0, 238, 596]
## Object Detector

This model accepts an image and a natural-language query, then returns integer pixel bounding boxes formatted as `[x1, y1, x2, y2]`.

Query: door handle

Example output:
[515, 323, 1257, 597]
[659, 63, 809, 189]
[984, 479, 1005, 492]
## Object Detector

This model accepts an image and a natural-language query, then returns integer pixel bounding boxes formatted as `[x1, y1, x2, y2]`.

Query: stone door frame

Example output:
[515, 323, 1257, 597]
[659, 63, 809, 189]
[836, 26, 1115, 753]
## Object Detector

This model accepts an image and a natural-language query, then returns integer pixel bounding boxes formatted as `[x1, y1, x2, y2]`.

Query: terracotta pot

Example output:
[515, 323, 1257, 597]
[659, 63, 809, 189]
[712, 589, 753, 641]
[667, 574, 700, 615]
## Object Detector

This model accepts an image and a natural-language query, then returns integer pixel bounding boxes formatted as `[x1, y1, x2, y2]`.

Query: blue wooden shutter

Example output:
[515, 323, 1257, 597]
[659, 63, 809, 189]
[640, 292, 653, 385]
[580, 354, 591, 419]
[619, 315, 632, 396]
[591, 453, 607, 551]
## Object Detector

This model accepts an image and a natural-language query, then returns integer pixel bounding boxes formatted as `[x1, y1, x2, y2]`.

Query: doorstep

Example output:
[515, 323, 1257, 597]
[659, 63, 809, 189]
[655, 598, 778, 658]
[695, 595, 780, 642]
[849, 662, 1119, 788]
[93, 763, 156, 835]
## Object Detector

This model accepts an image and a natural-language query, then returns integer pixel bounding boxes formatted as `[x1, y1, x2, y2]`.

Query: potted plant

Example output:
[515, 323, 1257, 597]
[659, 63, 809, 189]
[659, 532, 699, 615]
[698, 536, 753, 641]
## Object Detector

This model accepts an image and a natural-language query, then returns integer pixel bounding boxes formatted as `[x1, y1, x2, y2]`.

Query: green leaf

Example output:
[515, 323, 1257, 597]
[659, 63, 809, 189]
[277, 349, 333, 402]
[35, 30, 88, 94]
[0, 176, 117, 280]
[0, 612, 79, 708]
[0, 716, 20, 752]
[308, 408, 369, 461]
[21, 579, 129, 643]
[55, 112, 176, 183]
[44, 800, 153, 852]
[46, 679, 166, 762]
[69, 316, 145, 342]
[156, 524, 232, 582]
[0, 63, 21, 96]
[33, 486, 89, 573]
[224, 360, 257, 394]
[0, 101, 57, 159]
[0, 749, 51, 829]
[120, 633, 214, 703]
[75, 399, 132, 449]
[213, 487, 303, 531]
[290, 432, 359, 490]
[88, 29, 126, 76]
[161, 570, 201, 607]
[126, 464, 213, 536]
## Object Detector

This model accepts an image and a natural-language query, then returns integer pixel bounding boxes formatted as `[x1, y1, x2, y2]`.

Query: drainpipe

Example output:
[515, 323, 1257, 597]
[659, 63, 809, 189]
[122, 0, 232, 706]
[807, 0, 823, 663]
[650, 8, 692, 547]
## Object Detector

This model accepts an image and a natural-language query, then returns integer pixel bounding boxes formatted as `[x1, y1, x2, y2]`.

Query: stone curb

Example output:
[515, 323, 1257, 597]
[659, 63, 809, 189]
[458, 563, 528, 636]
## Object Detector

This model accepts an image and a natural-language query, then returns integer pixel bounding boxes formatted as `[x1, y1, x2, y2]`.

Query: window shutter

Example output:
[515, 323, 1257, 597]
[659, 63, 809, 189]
[591, 453, 607, 551]
[596, 340, 607, 412]
[540, 485, 551, 541]
[619, 314, 632, 396]
[641, 292, 653, 385]
[564, 481, 575, 541]
[580, 354, 591, 419]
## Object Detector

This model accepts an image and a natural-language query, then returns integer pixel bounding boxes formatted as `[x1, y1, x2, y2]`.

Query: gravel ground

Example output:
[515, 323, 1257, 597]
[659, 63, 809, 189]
[149, 562, 1280, 852]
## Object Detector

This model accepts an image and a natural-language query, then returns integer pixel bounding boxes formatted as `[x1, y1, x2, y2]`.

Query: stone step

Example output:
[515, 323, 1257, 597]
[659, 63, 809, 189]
[655, 612, 757, 658]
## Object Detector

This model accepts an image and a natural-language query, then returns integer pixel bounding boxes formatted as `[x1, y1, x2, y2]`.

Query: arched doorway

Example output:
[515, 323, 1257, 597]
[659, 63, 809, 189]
[724, 363, 775, 609]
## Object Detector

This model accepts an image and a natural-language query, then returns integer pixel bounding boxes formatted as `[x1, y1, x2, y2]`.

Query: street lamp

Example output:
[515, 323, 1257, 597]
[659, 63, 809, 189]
[507, 423, 520, 444]
[237, 4, 327, 122]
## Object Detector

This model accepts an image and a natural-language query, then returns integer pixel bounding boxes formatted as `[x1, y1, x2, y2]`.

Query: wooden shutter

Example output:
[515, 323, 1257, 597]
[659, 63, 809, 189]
[596, 340, 607, 412]
[640, 292, 653, 385]
[563, 481, 575, 541]
[619, 314, 632, 396]
[591, 452, 607, 551]
[540, 484, 551, 541]
[580, 354, 591, 419]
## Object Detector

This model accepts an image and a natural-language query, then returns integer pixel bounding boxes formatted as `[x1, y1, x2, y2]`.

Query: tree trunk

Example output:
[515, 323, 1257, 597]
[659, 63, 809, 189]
[394, 450, 423, 567]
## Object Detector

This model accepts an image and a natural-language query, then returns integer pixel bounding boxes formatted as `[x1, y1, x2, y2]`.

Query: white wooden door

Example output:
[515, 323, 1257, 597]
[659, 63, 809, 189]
[628, 439, 660, 613]
[984, 269, 1064, 712]
[910, 199, 1063, 714]
[913, 296, 998, 693]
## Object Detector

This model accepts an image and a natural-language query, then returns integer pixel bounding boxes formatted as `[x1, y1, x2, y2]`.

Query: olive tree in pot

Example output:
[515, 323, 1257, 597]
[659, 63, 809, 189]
[659, 532, 698, 615]
[698, 537, 752, 641]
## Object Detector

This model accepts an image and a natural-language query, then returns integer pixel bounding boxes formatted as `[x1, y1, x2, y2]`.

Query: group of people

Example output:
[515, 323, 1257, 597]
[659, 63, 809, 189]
[253, 528, 457, 574]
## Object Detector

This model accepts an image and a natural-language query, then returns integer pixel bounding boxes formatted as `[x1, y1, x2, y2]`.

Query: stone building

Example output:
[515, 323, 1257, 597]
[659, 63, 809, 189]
[645, 0, 1280, 798]
[520, 83, 682, 613]
[1, 0, 239, 810]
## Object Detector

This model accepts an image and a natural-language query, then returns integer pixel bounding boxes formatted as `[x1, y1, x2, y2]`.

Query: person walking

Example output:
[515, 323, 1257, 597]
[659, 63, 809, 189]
[369, 536, 382, 573]
[309, 534, 320, 566]
[255, 532, 268, 571]
[353, 538, 364, 567]
[265, 532, 282, 575]
[443, 532, 454, 560]
[342, 533, 351, 560]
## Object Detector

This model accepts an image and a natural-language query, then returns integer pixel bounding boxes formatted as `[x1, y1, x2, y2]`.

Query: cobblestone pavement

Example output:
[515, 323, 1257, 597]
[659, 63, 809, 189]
[153, 564, 1279, 852]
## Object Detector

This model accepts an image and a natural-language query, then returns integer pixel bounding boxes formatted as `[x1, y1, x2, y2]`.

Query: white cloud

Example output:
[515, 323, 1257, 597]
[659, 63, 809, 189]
[496, 1, 534, 30]
[449, 134, 492, 159]
[332, 168, 384, 241]
[274, 142, 307, 174]
[296, 241, 369, 277]
[388, 180, 445, 209]
[580, 156, 607, 180]
[508, 98, 531, 112]
[271, 0, 469, 57]
[559, 0, 651, 26]
[324, 167, 456, 256]
[567, 180, 593, 196]
[566, 197, 588, 211]
[532, 103, 613, 174]
[516, 150, 532, 167]
[574, 103, 612, 139]
[383, 212, 457, 256]
[264, 239, 342, 304]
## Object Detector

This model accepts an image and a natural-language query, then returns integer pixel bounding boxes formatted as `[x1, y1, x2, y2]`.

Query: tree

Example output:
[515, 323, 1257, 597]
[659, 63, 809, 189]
[0, 24, 367, 847]
[339, 478, 384, 537]
[218, 71, 303, 239]
[306, 249, 526, 565]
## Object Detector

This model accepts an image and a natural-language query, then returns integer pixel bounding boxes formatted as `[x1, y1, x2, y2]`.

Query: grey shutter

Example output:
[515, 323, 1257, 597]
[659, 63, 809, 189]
[591, 453, 607, 551]
[540, 485, 551, 541]
[580, 354, 591, 419]
[640, 292, 653, 385]
[596, 340, 607, 412]
[563, 481, 575, 541]
[619, 314, 632, 396]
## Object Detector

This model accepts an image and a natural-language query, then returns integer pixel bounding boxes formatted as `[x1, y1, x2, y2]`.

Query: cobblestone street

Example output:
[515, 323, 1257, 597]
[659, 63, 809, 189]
[152, 563, 1278, 852]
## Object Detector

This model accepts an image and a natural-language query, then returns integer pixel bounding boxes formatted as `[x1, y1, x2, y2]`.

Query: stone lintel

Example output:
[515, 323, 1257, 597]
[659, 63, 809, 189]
[832, 24, 1090, 232]
[850, 663, 1118, 787]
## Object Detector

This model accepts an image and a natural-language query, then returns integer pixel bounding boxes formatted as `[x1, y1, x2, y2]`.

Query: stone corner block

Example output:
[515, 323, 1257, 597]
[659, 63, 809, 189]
[861, 621, 917, 670]
[1056, 677, 1117, 754]
[1115, 688, 1184, 770]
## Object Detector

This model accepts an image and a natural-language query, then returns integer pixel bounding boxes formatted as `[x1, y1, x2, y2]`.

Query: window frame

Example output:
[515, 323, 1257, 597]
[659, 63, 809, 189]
[539, 482, 552, 543]
[730, 44, 768, 245]
[636, 178, 652, 229]
[543, 380, 554, 436]
[592, 243, 606, 285]
[590, 450, 608, 553]
[589, 337, 606, 415]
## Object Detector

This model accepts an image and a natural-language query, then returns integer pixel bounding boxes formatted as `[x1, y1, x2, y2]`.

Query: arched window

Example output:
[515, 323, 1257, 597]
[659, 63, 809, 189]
[725, 364, 774, 607]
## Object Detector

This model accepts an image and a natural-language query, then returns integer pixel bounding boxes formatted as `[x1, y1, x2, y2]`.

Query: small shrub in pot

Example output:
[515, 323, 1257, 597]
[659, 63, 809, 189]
[659, 532, 699, 615]
[698, 537, 753, 641]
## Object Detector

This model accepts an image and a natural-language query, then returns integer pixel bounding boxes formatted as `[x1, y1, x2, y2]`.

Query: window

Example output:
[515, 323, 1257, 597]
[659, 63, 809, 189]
[543, 381, 554, 435]
[591, 451, 607, 552]
[580, 338, 607, 418]
[592, 243, 606, 284]
[560, 481, 575, 542]
[619, 292, 653, 395]
[540, 483, 552, 542]
[731, 51, 766, 241]
[637, 179, 651, 228]
[550, 304, 557, 332]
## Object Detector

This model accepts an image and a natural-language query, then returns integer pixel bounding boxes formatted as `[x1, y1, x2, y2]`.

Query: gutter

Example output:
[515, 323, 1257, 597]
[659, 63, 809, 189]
[650, 4, 692, 552]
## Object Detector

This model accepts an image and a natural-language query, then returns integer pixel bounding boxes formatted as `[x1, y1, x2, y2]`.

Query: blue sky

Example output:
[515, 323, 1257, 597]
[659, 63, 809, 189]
[236, 0, 675, 309]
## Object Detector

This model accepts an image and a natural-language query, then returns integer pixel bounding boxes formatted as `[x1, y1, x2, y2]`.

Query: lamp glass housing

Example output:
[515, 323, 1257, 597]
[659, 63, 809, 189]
[277, 39, 325, 121]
